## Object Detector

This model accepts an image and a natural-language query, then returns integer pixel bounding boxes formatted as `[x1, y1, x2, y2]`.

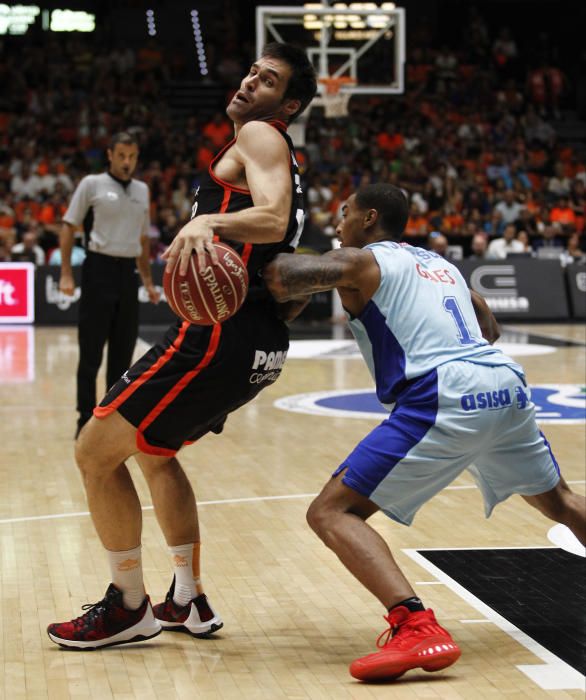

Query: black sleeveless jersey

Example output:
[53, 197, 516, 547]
[190, 120, 304, 301]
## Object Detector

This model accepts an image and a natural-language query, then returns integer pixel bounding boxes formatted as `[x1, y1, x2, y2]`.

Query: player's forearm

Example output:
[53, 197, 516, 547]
[59, 222, 76, 273]
[264, 252, 350, 301]
[471, 289, 500, 344]
[203, 207, 288, 244]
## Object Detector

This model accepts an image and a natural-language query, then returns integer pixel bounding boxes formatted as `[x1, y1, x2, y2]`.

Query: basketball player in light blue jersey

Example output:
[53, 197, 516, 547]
[265, 183, 586, 683]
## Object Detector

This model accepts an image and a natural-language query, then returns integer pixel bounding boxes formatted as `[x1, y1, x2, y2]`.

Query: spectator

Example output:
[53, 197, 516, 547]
[404, 202, 429, 237]
[47, 242, 86, 266]
[10, 164, 42, 201]
[11, 229, 45, 265]
[195, 138, 215, 172]
[468, 232, 489, 260]
[562, 232, 585, 264]
[534, 224, 565, 255]
[434, 46, 458, 93]
[171, 178, 193, 221]
[492, 27, 518, 77]
[548, 162, 572, 199]
[202, 112, 233, 149]
[516, 230, 534, 255]
[550, 196, 577, 232]
[516, 208, 540, 237]
[0, 194, 17, 249]
[427, 231, 450, 258]
[487, 223, 525, 259]
[494, 190, 525, 225]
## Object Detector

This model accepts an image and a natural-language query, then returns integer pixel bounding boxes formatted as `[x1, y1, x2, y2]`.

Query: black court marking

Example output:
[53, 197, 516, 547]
[418, 548, 586, 675]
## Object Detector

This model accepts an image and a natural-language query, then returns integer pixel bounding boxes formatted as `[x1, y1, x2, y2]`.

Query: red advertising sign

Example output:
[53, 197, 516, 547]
[0, 263, 35, 323]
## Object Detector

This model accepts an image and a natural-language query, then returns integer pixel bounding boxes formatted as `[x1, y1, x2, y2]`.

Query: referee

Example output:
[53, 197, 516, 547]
[59, 132, 160, 437]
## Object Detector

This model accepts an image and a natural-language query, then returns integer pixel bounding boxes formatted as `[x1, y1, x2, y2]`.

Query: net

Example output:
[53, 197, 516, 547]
[318, 77, 356, 118]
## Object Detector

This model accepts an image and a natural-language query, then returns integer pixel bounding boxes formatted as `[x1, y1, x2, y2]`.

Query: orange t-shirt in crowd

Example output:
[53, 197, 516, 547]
[196, 145, 215, 171]
[404, 216, 429, 236]
[550, 207, 576, 226]
[376, 132, 404, 154]
[0, 213, 15, 228]
[202, 121, 232, 148]
[15, 200, 40, 222]
[442, 213, 464, 233]
[37, 203, 56, 224]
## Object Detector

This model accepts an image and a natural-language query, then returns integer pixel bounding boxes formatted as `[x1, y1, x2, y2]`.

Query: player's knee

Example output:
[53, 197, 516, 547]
[306, 499, 328, 538]
[74, 439, 94, 478]
[74, 421, 112, 478]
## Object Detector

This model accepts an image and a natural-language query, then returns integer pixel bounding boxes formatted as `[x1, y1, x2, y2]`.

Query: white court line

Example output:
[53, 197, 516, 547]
[1, 480, 584, 527]
[0, 493, 319, 526]
[404, 548, 585, 691]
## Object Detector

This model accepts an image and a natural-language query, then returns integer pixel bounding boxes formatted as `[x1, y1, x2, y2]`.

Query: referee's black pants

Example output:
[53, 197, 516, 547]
[77, 251, 139, 423]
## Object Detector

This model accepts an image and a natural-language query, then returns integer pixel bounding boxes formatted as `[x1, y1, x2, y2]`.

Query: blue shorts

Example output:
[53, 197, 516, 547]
[334, 361, 561, 526]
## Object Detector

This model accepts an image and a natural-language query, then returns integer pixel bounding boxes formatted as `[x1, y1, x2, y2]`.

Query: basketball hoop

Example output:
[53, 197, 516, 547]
[318, 76, 356, 118]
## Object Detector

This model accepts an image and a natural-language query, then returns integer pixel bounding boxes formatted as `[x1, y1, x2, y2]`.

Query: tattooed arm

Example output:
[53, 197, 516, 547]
[264, 248, 380, 313]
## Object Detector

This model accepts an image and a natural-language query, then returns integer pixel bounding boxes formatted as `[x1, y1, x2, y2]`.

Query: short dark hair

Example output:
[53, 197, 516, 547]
[109, 131, 139, 150]
[355, 184, 409, 240]
[261, 42, 317, 122]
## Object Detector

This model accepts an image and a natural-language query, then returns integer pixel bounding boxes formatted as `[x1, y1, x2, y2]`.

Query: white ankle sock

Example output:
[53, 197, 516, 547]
[108, 545, 146, 610]
[169, 543, 198, 606]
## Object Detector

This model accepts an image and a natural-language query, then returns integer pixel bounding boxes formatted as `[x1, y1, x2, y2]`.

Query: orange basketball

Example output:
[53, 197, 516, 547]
[163, 242, 248, 325]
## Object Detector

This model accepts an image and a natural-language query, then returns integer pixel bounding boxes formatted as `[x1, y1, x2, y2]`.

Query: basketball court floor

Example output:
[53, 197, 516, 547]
[0, 321, 584, 699]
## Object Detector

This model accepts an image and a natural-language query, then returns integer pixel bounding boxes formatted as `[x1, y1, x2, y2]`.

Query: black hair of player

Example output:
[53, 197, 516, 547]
[109, 132, 139, 150]
[355, 183, 409, 241]
[261, 42, 318, 123]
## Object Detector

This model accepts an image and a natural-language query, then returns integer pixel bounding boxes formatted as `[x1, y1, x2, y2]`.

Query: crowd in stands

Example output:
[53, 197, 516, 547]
[0, 5, 584, 267]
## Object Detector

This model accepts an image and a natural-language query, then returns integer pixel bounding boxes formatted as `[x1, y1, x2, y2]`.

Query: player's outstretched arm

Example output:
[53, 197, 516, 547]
[470, 289, 500, 344]
[264, 248, 379, 302]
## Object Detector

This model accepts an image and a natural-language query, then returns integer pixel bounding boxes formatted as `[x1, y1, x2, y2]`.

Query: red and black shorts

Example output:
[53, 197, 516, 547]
[95, 300, 289, 456]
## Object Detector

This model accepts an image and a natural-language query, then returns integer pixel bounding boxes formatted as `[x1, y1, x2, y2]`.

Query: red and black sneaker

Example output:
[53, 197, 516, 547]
[47, 583, 162, 650]
[350, 606, 461, 681]
[153, 577, 223, 637]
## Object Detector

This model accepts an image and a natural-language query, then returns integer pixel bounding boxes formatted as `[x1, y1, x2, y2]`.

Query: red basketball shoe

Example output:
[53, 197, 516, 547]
[350, 606, 461, 681]
[153, 577, 223, 637]
[47, 583, 161, 650]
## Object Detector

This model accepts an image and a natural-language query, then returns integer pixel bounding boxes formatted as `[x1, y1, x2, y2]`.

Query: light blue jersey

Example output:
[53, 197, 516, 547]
[337, 240, 559, 525]
[348, 241, 523, 407]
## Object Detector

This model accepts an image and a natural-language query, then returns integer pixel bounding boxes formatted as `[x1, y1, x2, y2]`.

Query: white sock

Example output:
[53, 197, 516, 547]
[169, 543, 198, 606]
[108, 545, 146, 610]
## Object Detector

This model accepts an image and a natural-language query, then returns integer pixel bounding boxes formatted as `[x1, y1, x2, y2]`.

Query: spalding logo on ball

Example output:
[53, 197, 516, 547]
[164, 242, 248, 325]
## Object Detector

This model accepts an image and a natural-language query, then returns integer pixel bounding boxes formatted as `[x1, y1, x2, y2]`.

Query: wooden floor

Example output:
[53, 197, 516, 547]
[0, 322, 584, 699]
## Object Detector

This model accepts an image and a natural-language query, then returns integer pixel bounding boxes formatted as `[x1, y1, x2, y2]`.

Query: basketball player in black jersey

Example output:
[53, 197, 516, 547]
[48, 42, 317, 650]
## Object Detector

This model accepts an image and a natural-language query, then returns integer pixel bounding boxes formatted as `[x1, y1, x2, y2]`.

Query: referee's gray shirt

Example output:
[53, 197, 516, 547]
[64, 172, 150, 258]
